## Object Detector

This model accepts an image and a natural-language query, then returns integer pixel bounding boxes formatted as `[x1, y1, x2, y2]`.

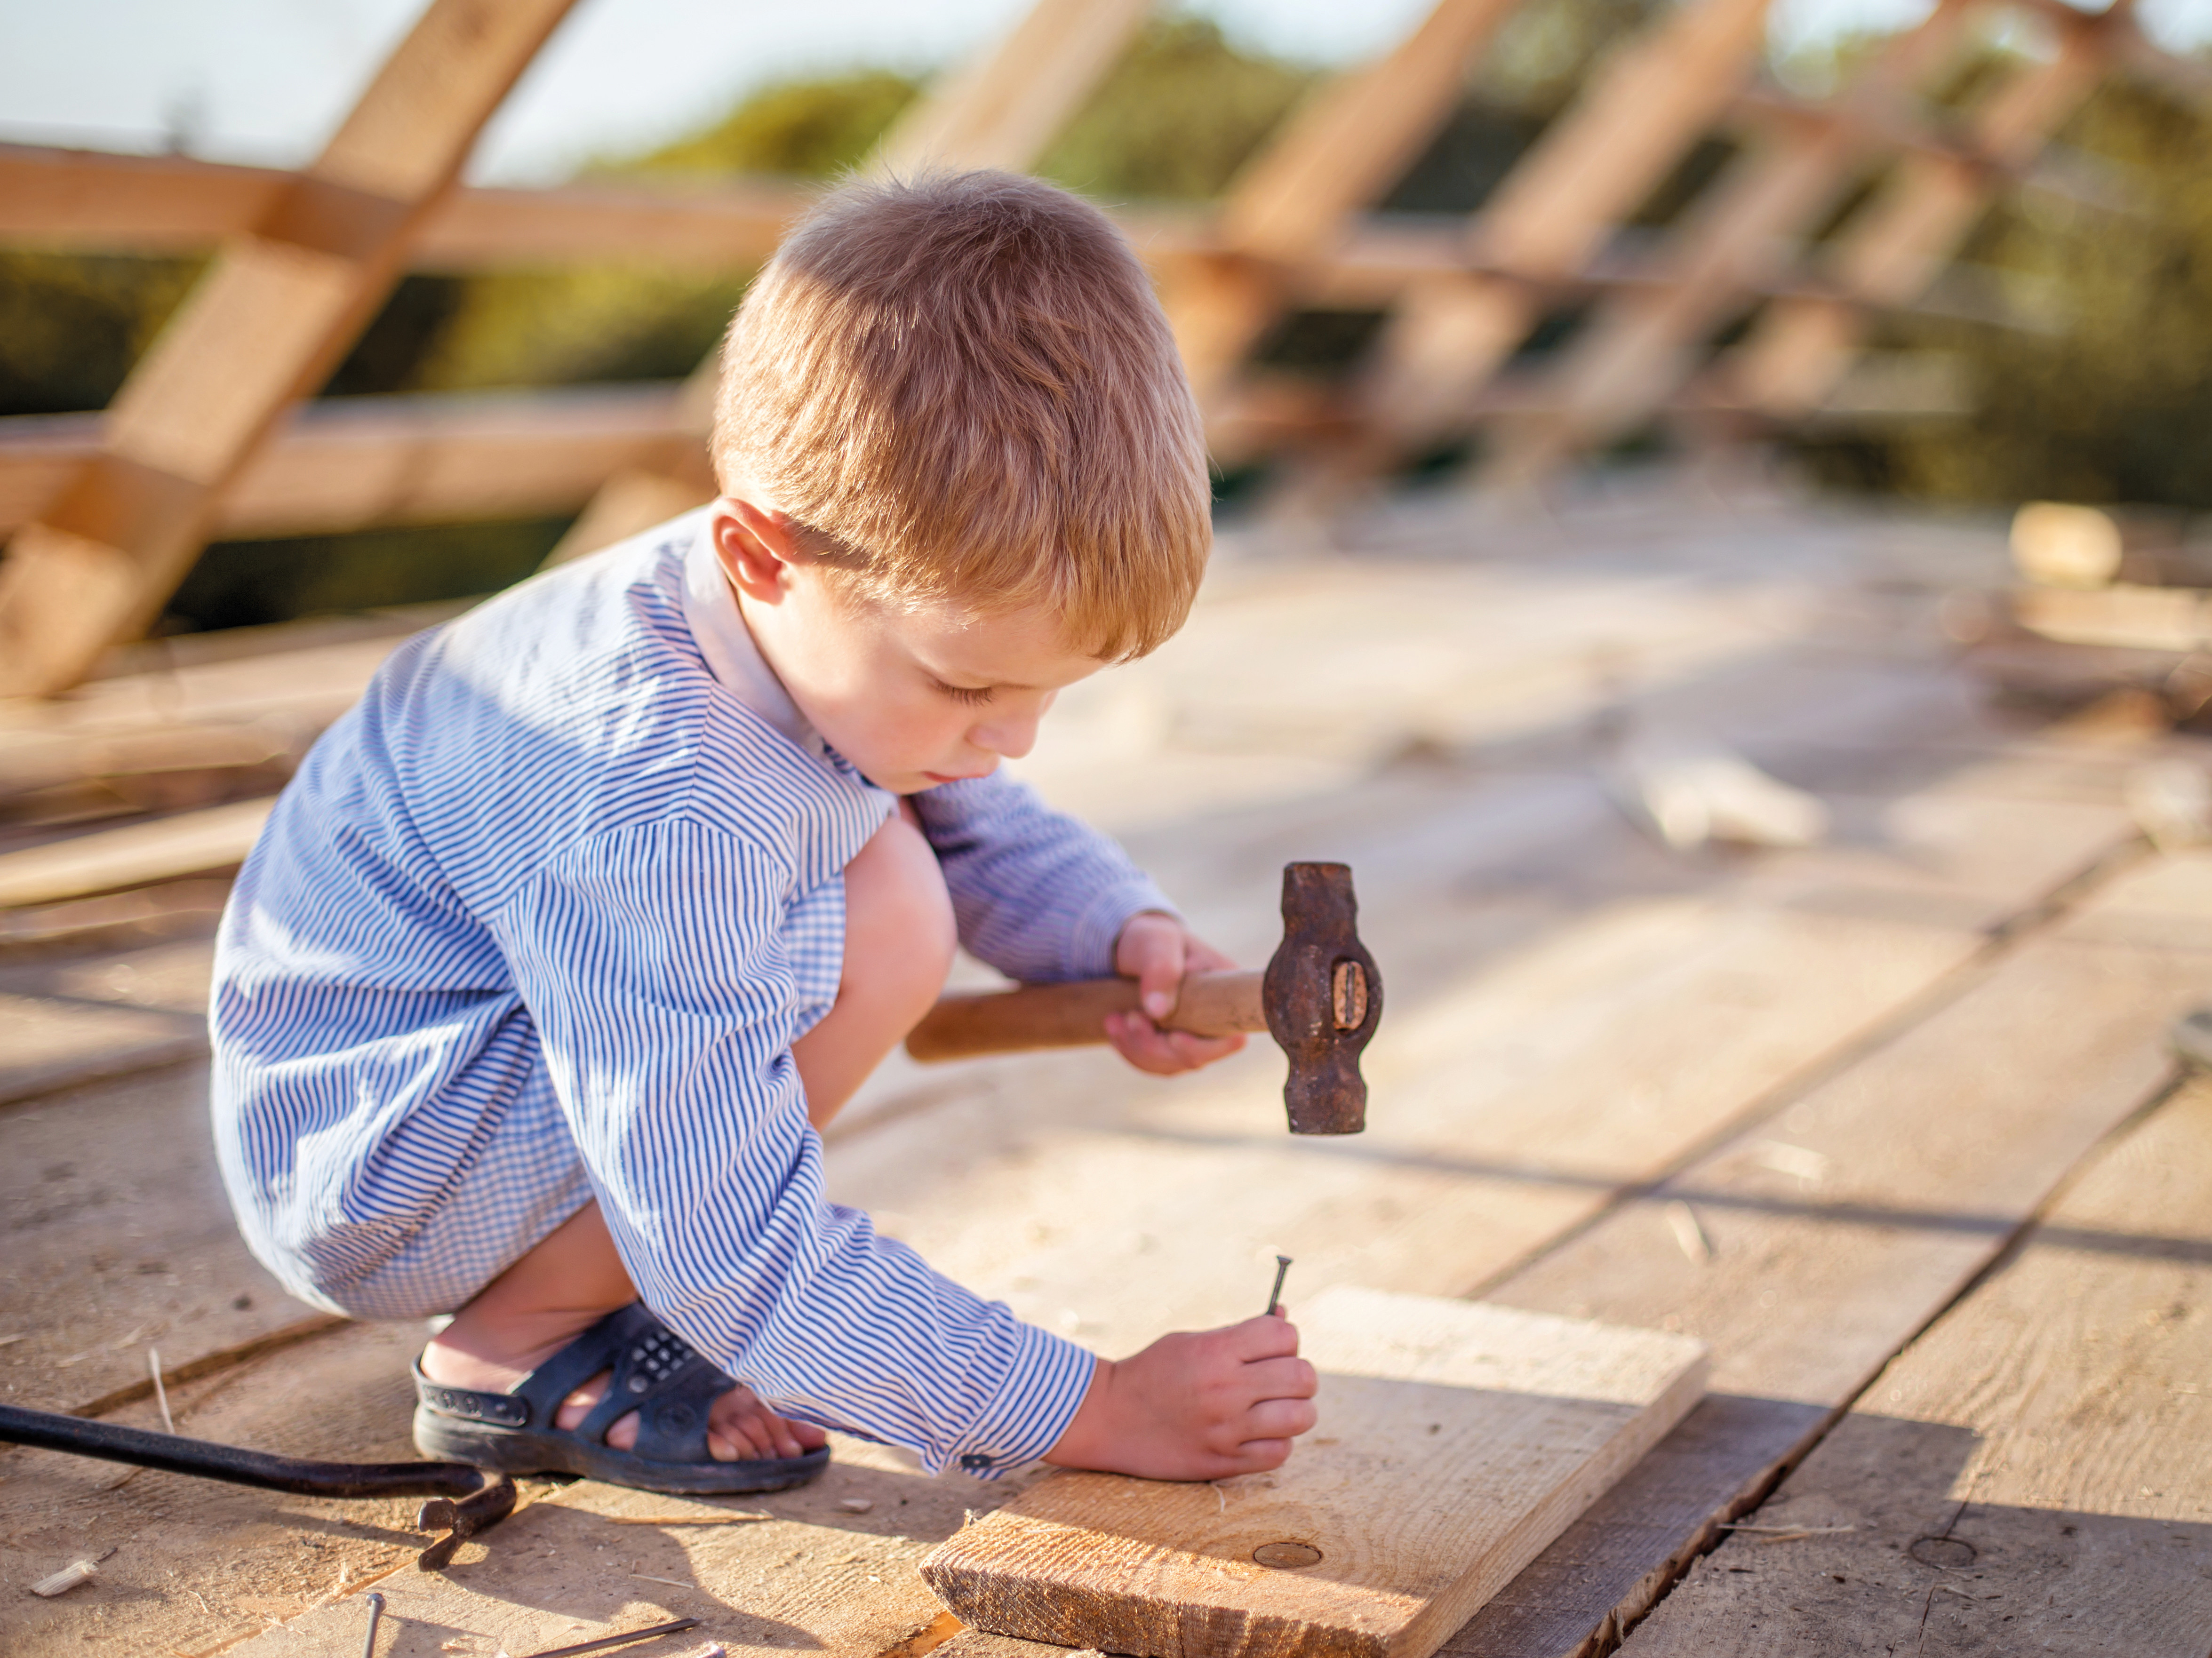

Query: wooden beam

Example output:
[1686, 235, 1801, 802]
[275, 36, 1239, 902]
[0, 797, 274, 909]
[1167, 0, 1531, 407]
[0, 386, 698, 542]
[0, 0, 582, 698]
[1351, 0, 1781, 458]
[1725, 12, 2115, 418]
[922, 1290, 1706, 1658]
[0, 142, 815, 269]
[1472, 0, 1981, 486]
[0, 143, 281, 254]
[872, 0, 1156, 177]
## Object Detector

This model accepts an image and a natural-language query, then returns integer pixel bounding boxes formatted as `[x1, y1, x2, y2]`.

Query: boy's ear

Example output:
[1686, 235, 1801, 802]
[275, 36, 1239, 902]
[710, 496, 800, 603]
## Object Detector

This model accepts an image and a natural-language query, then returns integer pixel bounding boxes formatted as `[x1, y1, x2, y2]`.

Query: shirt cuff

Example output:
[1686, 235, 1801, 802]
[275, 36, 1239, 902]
[938, 1319, 1098, 1480]
[1066, 876, 1181, 980]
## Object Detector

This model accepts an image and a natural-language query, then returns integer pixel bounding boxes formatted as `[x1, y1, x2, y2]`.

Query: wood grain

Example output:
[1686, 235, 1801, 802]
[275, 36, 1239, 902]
[0, 797, 272, 909]
[1433, 848, 2212, 1657]
[1621, 1074, 2212, 1655]
[923, 1289, 1706, 1658]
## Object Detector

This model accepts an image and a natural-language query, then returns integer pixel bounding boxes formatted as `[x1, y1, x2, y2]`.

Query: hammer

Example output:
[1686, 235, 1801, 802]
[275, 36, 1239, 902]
[904, 862, 1381, 1134]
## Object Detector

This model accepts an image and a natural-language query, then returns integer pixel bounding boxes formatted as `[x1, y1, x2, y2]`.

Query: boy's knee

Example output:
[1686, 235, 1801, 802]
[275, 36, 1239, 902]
[843, 808, 956, 1008]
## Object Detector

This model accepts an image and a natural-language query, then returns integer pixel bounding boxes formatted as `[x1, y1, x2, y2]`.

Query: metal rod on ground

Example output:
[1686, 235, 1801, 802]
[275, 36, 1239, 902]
[518, 1617, 704, 1658]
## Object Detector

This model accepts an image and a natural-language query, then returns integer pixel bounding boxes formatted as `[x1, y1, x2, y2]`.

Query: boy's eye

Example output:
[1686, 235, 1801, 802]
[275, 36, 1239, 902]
[931, 678, 995, 706]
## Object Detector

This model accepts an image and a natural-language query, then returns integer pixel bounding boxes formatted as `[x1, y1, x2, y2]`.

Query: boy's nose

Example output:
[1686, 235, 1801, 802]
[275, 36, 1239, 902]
[971, 712, 1042, 761]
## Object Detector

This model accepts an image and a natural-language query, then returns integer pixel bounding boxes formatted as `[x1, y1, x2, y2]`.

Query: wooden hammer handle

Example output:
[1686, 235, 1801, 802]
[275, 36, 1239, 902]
[905, 969, 1265, 1063]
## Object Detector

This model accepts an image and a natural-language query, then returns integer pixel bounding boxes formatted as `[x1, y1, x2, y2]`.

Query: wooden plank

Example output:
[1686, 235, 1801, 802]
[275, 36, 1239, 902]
[0, 933, 214, 1106]
[921, 1289, 1708, 1658]
[0, 141, 808, 269]
[1170, 0, 1530, 405]
[0, 1064, 328, 1417]
[873, 0, 1156, 177]
[1616, 1073, 2212, 1655]
[0, 142, 282, 253]
[0, 385, 697, 541]
[0, 798, 273, 909]
[0, 0, 583, 698]
[1429, 847, 2212, 1658]
[1726, 15, 2111, 418]
[1356, 0, 1778, 457]
[1472, 0, 1980, 486]
[214, 1423, 1043, 1658]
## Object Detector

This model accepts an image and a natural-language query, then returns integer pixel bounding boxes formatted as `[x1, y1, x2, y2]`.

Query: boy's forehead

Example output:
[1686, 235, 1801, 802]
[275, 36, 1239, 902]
[894, 597, 1104, 685]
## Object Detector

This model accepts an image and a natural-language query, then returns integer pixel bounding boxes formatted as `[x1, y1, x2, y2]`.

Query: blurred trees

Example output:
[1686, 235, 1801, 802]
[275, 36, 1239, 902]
[1791, 74, 2212, 511]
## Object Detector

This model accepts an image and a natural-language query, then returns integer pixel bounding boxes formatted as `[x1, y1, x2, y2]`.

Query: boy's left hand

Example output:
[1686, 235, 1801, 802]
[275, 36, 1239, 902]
[1107, 912, 1248, 1076]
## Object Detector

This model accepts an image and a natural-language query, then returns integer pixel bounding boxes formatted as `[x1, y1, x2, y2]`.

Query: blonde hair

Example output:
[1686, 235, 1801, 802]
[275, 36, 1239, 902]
[711, 170, 1210, 661]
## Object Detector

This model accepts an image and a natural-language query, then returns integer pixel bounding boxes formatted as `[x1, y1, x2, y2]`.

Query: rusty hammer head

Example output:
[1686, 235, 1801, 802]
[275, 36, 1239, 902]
[1262, 862, 1381, 1134]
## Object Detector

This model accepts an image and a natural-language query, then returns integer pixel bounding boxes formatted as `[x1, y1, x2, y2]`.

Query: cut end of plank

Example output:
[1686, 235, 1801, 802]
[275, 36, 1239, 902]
[922, 1288, 1706, 1658]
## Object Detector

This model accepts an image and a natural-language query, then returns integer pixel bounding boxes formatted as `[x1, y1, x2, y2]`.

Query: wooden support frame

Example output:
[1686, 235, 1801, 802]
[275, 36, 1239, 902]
[1342, 0, 1781, 468]
[871, 0, 1155, 177]
[0, 0, 582, 698]
[1165, 0, 1532, 412]
[0, 0, 2194, 667]
[1721, 3, 2119, 418]
[1469, 0, 1984, 486]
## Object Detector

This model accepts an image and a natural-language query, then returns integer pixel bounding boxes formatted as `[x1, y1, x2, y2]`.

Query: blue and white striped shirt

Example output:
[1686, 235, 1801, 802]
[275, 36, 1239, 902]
[210, 511, 1172, 1476]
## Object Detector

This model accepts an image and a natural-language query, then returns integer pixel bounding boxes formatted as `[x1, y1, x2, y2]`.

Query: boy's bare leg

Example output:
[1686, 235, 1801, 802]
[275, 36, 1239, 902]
[419, 807, 956, 1460]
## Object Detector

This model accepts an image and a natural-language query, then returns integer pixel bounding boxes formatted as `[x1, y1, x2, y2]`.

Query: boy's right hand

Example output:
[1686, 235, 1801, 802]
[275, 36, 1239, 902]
[1043, 1314, 1319, 1481]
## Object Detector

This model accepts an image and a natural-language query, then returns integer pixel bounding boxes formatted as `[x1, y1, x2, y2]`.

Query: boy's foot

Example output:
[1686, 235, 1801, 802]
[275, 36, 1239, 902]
[420, 1323, 825, 1463]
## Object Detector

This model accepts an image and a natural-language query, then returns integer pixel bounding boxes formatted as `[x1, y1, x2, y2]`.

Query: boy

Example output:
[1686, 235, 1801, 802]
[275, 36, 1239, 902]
[210, 169, 1319, 1494]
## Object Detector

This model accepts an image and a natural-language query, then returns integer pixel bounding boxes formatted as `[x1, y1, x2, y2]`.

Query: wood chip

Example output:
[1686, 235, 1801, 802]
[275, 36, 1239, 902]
[837, 1498, 874, 1514]
[1663, 1199, 1712, 1263]
[602, 1513, 767, 1526]
[31, 1559, 98, 1597]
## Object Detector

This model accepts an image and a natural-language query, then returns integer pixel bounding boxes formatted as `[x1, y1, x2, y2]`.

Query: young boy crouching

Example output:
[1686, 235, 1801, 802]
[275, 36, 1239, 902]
[210, 170, 1318, 1493]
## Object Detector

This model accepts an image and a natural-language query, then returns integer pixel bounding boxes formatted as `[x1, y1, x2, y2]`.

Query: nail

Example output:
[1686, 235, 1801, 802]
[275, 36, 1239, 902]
[1265, 1255, 1292, 1317]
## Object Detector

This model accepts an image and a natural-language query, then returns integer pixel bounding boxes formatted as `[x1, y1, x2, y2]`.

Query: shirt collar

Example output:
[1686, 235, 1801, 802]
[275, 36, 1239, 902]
[682, 516, 824, 757]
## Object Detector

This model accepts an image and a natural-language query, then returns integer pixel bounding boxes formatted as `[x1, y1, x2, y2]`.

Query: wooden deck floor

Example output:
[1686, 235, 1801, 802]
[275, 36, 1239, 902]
[3, 480, 2206, 1658]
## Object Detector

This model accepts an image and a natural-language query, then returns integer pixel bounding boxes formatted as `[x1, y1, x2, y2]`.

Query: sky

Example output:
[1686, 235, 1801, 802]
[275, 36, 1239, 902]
[1, 0, 2207, 185]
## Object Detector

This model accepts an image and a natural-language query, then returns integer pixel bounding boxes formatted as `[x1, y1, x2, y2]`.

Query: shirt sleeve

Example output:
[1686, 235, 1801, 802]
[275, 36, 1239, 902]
[911, 770, 1178, 983]
[493, 817, 1094, 1477]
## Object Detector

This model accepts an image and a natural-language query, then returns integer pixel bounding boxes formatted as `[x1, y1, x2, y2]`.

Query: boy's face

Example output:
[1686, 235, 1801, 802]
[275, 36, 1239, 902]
[711, 499, 1109, 795]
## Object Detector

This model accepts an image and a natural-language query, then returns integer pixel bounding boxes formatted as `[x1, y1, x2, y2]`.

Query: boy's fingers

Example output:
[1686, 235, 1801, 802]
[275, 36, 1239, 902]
[1221, 1437, 1294, 1473]
[1244, 1395, 1319, 1441]
[1166, 1029, 1245, 1068]
[1134, 934, 1185, 1021]
[1227, 1313, 1302, 1359]
[1182, 937, 1239, 975]
[1240, 1354, 1319, 1400]
[1106, 1011, 1205, 1075]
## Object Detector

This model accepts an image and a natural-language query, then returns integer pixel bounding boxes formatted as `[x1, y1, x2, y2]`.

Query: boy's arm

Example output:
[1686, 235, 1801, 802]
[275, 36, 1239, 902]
[908, 770, 1175, 983]
[494, 817, 1094, 1478]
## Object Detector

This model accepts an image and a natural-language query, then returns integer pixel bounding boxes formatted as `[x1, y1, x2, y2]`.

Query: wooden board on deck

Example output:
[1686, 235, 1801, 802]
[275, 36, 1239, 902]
[921, 1288, 1708, 1658]
[1433, 847, 2212, 1658]
[1618, 1075, 2212, 1655]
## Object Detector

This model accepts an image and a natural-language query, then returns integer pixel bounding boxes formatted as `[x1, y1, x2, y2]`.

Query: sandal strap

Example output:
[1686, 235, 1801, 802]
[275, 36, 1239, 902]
[415, 1303, 733, 1463]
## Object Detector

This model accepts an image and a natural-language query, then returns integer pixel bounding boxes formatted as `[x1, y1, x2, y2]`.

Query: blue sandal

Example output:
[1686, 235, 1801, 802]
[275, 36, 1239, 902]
[412, 1303, 830, 1495]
